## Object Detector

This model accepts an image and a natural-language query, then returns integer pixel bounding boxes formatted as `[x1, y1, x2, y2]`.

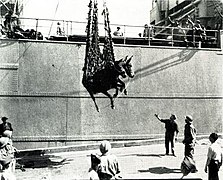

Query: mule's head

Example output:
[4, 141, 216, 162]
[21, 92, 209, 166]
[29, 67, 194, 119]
[122, 55, 134, 78]
[115, 55, 134, 78]
[115, 58, 127, 78]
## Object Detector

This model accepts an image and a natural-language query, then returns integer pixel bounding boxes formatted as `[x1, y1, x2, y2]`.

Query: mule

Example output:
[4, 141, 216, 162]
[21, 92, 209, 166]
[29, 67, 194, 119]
[82, 55, 134, 112]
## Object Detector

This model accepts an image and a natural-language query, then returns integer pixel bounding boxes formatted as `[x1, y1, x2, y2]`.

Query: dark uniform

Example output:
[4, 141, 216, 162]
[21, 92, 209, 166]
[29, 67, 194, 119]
[0, 117, 13, 137]
[156, 114, 179, 156]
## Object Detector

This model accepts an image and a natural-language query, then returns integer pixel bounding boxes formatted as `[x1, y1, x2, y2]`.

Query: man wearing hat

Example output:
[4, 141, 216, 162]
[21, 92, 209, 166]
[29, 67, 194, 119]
[0, 117, 13, 138]
[155, 114, 179, 156]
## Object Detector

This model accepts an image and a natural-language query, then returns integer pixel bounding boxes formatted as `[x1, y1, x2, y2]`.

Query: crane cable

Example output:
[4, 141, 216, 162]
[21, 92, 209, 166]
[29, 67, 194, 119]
[48, 0, 60, 38]
[13, 0, 18, 14]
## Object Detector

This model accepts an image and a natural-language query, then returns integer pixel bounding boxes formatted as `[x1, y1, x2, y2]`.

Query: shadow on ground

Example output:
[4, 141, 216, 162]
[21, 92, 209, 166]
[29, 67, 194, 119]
[136, 153, 166, 158]
[120, 153, 166, 158]
[139, 166, 182, 174]
[15, 152, 72, 169]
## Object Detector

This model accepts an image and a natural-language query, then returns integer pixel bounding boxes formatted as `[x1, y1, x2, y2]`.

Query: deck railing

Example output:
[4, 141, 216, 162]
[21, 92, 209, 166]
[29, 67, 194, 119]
[0, 16, 221, 48]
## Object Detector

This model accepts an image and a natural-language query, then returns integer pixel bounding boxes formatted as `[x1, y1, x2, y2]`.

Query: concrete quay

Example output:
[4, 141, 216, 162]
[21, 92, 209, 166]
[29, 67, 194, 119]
[14, 137, 223, 180]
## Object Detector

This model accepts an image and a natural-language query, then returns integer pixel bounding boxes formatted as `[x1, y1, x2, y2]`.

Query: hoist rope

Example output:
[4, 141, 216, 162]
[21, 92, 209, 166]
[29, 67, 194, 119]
[48, 0, 60, 38]
[13, 0, 18, 14]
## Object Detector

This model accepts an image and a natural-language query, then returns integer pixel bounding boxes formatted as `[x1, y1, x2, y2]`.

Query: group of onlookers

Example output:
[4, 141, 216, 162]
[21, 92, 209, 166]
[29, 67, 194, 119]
[142, 15, 211, 48]
[89, 115, 222, 180]
[0, 10, 43, 40]
[88, 140, 121, 180]
[0, 115, 220, 180]
[0, 116, 16, 179]
[155, 113, 222, 180]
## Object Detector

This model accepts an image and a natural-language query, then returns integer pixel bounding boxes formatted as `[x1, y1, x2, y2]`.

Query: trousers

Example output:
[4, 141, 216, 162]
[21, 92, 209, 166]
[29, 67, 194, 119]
[184, 144, 195, 158]
[208, 159, 220, 180]
[165, 132, 175, 154]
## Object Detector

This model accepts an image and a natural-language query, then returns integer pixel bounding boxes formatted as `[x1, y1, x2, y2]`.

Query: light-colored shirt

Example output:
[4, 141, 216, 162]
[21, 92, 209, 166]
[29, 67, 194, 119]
[113, 30, 123, 36]
[207, 141, 222, 162]
[0, 169, 16, 180]
[100, 153, 120, 177]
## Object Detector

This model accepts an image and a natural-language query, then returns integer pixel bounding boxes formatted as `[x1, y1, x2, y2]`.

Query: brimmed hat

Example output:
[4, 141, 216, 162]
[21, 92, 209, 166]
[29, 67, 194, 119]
[99, 140, 111, 154]
[0, 137, 9, 148]
[185, 115, 193, 122]
[170, 114, 177, 120]
[1, 117, 8, 121]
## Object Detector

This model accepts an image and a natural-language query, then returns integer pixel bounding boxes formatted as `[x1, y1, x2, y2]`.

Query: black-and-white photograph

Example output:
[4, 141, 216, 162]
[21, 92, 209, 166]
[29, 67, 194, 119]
[0, 0, 223, 179]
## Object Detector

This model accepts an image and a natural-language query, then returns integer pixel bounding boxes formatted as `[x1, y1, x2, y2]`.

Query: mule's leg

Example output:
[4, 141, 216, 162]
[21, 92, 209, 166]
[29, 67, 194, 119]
[87, 90, 100, 112]
[117, 78, 127, 95]
[113, 81, 124, 98]
[123, 89, 127, 95]
[113, 88, 118, 98]
[102, 91, 115, 109]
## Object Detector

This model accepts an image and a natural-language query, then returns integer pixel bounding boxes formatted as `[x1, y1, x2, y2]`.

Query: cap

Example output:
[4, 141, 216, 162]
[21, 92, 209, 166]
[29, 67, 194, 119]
[170, 114, 176, 120]
[185, 115, 193, 122]
[99, 140, 111, 154]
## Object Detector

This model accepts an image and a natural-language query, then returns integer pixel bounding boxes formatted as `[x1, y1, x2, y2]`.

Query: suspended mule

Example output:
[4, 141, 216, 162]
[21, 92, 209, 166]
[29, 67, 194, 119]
[82, 0, 134, 112]
[82, 55, 134, 112]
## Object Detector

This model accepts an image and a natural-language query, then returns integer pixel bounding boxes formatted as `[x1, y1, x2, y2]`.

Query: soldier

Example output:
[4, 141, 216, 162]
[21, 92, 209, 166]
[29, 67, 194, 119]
[3, 11, 13, 32]
[0, 117, 13, 138]
[143, 24, 153, 38]
[56, 22, 63, 36]
[155, 114, 179, 156]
